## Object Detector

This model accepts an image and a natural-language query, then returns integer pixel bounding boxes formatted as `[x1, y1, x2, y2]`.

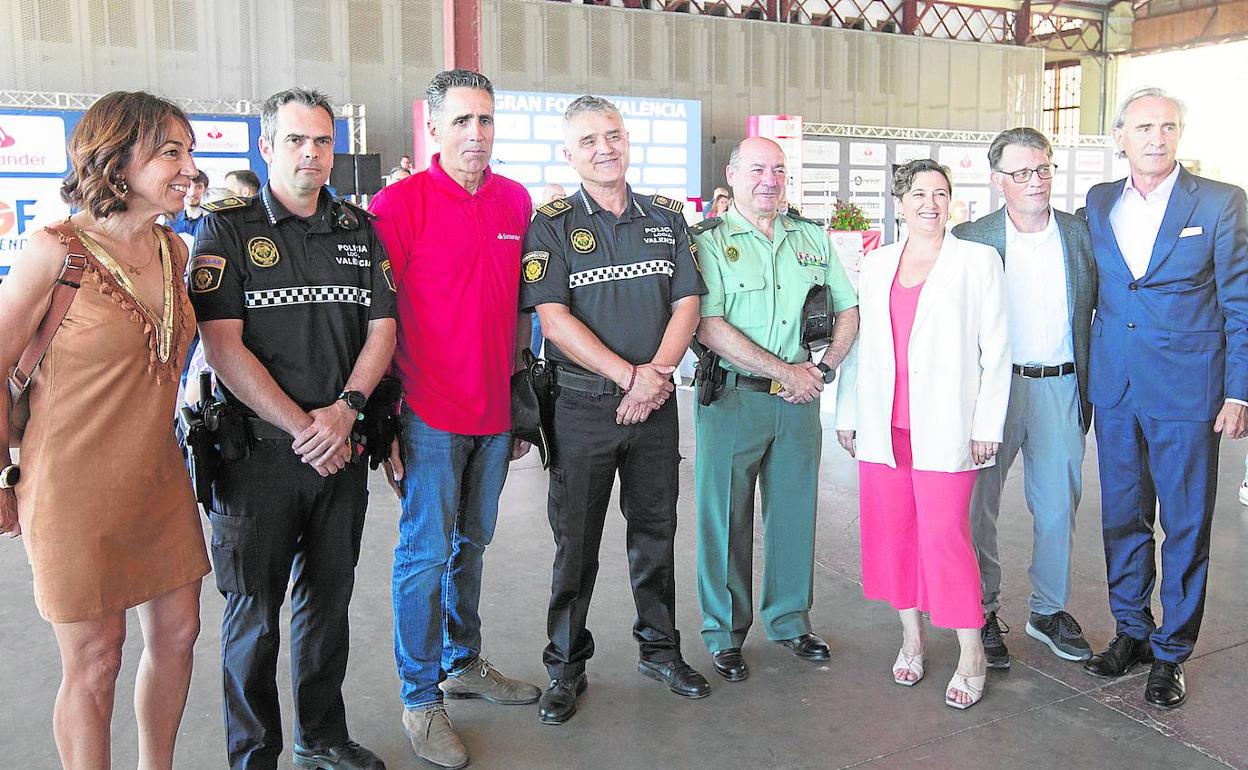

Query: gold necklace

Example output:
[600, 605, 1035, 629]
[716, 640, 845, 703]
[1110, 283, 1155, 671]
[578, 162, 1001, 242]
[114, 233, 158, 275]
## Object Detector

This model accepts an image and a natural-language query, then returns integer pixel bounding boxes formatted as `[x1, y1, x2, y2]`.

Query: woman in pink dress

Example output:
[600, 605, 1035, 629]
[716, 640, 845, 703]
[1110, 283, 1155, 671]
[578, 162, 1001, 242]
[835, 160, 1011, 709]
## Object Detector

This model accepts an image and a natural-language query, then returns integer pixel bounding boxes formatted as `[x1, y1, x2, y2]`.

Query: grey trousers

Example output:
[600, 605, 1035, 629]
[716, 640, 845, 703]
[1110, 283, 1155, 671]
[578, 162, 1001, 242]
[969, 372, 1085, 616]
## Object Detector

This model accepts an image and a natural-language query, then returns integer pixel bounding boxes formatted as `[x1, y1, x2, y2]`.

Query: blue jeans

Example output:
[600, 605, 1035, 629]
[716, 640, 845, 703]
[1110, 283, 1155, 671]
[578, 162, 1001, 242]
[392, 406, 511, 708]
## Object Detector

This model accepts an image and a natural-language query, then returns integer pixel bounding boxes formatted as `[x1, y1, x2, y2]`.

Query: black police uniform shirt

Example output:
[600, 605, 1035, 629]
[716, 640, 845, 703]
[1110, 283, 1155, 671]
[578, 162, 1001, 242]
[520, 187, 706, 374]
[188, 184, 398, 416]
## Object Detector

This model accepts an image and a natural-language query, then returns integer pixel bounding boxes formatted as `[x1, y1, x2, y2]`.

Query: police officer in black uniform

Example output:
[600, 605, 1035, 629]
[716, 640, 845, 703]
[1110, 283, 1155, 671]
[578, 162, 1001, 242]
[190, 88, 396, 770]
[521, 95, 710, 726]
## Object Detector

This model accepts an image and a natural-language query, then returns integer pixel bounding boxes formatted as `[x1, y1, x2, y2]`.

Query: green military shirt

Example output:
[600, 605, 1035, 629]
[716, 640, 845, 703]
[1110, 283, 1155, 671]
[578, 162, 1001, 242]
[692, 207, 857, 376]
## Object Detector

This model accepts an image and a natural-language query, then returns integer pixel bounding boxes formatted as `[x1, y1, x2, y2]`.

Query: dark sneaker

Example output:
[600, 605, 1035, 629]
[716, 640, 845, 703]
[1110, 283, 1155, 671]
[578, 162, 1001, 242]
[981, 612, 1011, 670]
[1026, 611, 1093, 662]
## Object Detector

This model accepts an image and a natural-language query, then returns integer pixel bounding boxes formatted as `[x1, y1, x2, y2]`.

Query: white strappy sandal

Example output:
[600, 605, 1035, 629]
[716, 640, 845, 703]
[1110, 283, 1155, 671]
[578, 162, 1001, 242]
[945, 672, 986, 709]
[892, 648, 925, 686]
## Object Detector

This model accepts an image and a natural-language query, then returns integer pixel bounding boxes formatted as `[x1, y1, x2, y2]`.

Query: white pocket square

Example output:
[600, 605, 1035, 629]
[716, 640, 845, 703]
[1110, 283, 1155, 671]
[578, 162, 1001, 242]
[1180, 226, 1203, 237]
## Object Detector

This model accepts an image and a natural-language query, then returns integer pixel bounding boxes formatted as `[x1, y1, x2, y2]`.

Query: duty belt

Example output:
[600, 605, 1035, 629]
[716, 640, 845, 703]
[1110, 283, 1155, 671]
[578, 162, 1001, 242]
[1012, 362, 1075, 379]
[247, 417, 292, 441]
[724, 371, 775, 393]
[553, 364, 627, 397]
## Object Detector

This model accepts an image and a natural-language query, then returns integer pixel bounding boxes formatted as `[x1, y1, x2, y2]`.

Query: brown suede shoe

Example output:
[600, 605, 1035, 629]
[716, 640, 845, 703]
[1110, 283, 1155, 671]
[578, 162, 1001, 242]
[439, 657, 540, 705]
[402, 705, 468, 770]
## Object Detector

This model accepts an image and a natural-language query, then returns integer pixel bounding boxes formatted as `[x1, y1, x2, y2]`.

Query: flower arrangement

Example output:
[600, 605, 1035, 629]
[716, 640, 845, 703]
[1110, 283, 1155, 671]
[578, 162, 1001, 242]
[828, 199, 870, 231]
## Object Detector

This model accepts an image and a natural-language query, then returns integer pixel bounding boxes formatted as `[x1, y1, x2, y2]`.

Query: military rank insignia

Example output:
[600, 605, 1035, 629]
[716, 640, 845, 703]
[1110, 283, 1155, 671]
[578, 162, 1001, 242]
[570, 228, 596, 254]
[248, 236, 280, 268]
[189, 254, 226, 294]
[538, 198, 572, 218]
[652, 195, 684, 214]
[689, 240, 701, 272]
[203, 197, 246, 213]
[523, 250, 549, 283]
[726, 245, 740, 263]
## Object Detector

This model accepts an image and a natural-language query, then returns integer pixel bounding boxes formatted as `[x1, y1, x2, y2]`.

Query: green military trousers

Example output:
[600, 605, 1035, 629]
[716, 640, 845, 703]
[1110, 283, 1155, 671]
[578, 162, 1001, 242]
[694, 378, 822, 653]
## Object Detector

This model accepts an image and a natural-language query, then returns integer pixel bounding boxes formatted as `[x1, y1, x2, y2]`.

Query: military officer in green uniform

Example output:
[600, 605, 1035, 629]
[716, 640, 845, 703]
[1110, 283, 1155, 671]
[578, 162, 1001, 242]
[691, 137, 860, 682]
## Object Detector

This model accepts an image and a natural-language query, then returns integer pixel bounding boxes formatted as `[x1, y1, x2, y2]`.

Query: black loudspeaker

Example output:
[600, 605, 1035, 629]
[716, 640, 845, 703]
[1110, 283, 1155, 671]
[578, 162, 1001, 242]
[330, 153, 383, 196]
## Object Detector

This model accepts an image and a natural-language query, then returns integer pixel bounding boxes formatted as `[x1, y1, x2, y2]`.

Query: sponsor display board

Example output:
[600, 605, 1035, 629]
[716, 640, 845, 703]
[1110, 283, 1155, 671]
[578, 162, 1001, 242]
[0, 109, 350, 277]
[799, 133, 1125, 242]
[413, 91, 702, 206]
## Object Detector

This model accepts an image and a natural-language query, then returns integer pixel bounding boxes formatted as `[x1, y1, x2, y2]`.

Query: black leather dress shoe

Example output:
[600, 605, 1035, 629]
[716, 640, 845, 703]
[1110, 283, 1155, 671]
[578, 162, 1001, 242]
[293, 740, 386, 770]
[711, 648, 749, 682]
[538, 673, 587, 725]
[1083, 633, 1153, 678]
[638, 658, 711, 698]
[1145, 661, 1186, 709]
[777, 633, 831, 661]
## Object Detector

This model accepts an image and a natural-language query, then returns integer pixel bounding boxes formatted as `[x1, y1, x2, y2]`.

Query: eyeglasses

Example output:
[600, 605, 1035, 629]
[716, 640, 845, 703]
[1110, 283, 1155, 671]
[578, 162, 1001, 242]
[998, 163, 1058, 183]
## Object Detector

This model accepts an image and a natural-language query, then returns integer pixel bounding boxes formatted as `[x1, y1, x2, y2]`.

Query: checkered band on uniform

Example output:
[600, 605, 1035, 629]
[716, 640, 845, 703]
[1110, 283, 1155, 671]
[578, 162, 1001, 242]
[568, 259, 674, 289]
[244, 285, 373, 308]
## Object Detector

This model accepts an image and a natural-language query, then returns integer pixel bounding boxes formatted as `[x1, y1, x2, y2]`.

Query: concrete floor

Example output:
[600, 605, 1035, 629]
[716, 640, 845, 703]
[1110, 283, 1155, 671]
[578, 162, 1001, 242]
[3, 388, 1248, 769]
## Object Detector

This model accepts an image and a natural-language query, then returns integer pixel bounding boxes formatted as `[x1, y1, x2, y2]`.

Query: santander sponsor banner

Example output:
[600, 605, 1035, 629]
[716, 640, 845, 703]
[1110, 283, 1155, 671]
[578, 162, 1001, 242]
[190, 119, 251, 154]
[0, 178, 72, 277]
[0, 115, 69, 174]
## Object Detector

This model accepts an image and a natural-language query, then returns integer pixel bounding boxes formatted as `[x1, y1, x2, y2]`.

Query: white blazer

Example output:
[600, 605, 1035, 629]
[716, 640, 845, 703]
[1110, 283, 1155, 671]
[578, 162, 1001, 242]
[835, 233, 1011, 472]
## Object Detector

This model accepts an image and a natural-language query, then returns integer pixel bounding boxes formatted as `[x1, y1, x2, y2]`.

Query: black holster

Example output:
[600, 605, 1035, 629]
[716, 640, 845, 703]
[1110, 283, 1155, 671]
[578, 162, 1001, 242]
[357, 375, 403, 470]
[692, 342, 727, 406]
[178, 371, 248, 505]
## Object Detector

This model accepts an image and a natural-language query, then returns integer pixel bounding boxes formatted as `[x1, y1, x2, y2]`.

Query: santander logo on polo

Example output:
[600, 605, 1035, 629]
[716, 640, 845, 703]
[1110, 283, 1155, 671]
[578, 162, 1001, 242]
[497, 233, 521, 241]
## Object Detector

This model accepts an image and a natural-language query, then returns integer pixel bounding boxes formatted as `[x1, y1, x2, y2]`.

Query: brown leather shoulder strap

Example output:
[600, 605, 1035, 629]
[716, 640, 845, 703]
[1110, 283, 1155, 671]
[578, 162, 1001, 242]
[8, 223, 89, 393]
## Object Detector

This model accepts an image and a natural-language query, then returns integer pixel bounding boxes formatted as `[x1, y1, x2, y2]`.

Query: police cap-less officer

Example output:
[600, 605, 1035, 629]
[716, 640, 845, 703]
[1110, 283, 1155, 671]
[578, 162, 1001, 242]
[692, 137, 859, 683]
[520, 95, 710, 726]
[190, 88, 396, 770]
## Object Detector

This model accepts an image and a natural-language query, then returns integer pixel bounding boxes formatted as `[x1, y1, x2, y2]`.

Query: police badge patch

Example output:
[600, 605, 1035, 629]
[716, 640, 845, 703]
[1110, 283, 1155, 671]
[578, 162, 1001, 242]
[726, 245, 740, 263]
[523, 251, 549, 283]
[381, 259, 396, 292]
[248, 237, 280, 268]
[570, 228, 596, 254]
[189, 254, 226, 294]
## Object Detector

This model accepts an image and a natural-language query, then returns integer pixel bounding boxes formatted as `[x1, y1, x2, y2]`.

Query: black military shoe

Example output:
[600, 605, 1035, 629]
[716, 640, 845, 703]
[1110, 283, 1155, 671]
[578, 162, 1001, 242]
[711, 648, 749, 682]
[982, 612, 1011, 670]
[1084, 633, 1153, 678]
[638, 658, 711, 698]
[1144, 661, 1186, 709]
[538, 673, 587, 725]
[777, 633, 831, 661]
[293, 740, 386, 770]
[1026, 611, 1092, 662]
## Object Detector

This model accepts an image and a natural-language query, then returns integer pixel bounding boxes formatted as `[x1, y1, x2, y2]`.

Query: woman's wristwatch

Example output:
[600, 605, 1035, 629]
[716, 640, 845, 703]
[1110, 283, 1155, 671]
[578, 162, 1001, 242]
[0, 464, 19, 489]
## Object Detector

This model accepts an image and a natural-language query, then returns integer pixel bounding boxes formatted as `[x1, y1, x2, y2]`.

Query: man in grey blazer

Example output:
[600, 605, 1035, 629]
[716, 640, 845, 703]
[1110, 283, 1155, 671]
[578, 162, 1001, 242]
[952, 127, 1098, 670]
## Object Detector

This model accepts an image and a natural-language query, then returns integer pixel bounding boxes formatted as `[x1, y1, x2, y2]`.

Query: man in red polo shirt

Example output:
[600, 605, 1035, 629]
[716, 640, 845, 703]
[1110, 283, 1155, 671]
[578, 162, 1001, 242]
[369, 68, 538, 770]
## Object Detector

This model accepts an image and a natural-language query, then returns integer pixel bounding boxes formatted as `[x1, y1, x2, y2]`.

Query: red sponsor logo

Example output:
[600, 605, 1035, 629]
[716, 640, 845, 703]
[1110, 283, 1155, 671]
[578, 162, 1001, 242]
[0, 126, 14, 148]
[0, 201, 14, 234]
[206, 127, 223, 140]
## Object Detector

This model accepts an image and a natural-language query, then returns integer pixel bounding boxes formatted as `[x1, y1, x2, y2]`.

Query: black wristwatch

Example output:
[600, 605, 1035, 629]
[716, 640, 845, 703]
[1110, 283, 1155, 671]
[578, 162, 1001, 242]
[337, 390, 367, 414]
[0, 464, 19, 490]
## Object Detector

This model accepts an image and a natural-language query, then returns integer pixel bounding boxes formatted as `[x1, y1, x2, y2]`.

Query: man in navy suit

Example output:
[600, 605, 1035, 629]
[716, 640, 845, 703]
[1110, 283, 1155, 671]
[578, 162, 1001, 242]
[1083, 87, 1248, 709]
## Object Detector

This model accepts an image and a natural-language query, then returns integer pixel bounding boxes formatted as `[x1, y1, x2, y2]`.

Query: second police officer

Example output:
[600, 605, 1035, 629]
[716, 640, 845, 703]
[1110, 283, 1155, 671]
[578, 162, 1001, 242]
[191, 87, 396, 770]
[520, 95, 711, 725]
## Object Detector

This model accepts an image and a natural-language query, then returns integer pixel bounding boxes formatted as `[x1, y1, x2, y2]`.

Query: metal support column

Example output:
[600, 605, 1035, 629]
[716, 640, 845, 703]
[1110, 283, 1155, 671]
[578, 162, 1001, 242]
[902, 0, 919, 34]
[1016, 0, 1032, 44]
[443, 0, 482, 72]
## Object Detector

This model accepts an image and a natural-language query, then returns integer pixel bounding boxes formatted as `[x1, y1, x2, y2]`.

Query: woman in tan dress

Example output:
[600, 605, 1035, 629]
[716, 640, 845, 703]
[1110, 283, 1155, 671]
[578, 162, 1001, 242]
[0, 91, 210, 769]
